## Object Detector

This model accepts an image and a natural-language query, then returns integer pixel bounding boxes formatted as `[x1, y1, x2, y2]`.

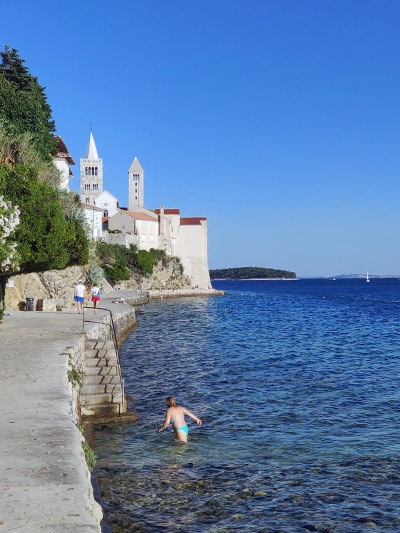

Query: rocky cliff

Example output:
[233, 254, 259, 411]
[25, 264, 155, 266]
[4, 260, 191, 311]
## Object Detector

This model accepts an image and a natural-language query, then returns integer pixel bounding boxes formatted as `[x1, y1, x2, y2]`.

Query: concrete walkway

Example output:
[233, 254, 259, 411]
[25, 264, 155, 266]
[0, 309, 105, 532]
[0, 291, 143, 533]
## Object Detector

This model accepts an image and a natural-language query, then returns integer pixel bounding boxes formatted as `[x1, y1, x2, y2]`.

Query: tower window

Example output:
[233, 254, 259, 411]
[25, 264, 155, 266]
[104, 209, 108, 217]
[85, 167, 88, 175]
[92, 167, 94, 175]
[95, 167, 98, 175]
[85, 197, 89, 203]
[88, 167, 91, 176]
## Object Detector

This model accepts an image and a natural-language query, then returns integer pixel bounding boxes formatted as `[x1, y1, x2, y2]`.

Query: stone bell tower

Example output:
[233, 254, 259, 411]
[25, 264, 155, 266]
[128, 157, 144, 210]
[80, 131, 103, 205]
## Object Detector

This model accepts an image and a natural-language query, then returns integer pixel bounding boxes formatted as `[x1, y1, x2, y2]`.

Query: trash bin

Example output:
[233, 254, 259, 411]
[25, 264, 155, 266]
[26, 297, 34, 311]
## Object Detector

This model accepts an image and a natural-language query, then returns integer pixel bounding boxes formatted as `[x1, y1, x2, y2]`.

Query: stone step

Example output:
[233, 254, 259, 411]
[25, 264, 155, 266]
[81, 392, 113, 405]
[83, 374, 121, 385]
[85, 365, 118, 376]
[85, 348, 117, 359]
[81, 391, 123, 406]
[85, 339, 115, 351]
[81, 403, 122, 417]
[85, 357, 117, 368]
[81, 383, 122, 395]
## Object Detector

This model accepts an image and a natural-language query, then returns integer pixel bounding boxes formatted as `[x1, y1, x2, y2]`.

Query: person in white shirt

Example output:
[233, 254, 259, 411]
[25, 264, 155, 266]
[74, 279, 86, 314]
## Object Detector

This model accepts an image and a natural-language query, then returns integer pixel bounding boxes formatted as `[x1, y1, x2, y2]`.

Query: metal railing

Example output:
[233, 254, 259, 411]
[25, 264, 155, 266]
[82, 306, 125, 410]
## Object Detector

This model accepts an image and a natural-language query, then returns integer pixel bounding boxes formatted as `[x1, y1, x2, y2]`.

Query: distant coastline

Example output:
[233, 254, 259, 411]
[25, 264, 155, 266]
[210, 266, 296, 281]
[212, 278, 298, 281]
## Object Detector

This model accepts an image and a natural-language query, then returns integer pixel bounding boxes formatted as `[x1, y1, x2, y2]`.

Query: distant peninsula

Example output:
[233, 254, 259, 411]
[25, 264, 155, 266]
[209, 267, 296, 280]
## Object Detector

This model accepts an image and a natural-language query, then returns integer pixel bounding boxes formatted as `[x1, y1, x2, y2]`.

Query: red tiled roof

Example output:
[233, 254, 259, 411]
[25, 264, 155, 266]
[81, 202, 103, 211]
[180, 217, 207, 226]
[52, 135, 75, 165]
[123, 210, 158, 221]
[155, 208, 180, 215]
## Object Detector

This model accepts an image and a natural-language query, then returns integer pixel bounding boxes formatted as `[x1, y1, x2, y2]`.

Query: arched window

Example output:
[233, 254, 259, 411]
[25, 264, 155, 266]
[85, 167, 88, 175]
[85, 197, 89, 203]
[95, 167, 98, 175]
[88, 167, 91, 176]
[104, 209, 108, 217]
[92, 167, 94, 175]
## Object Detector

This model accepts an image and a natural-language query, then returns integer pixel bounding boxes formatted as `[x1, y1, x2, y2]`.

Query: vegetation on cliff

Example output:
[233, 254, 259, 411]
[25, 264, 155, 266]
[96, 243, 183, 283]
[210, 267, 296, 279]
[0, 46, 89, 279]
[0, 45, 57, 162]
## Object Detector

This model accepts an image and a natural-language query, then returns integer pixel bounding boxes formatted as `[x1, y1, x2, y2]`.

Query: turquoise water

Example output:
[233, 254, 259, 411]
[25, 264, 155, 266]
[94, 279, 400, 532]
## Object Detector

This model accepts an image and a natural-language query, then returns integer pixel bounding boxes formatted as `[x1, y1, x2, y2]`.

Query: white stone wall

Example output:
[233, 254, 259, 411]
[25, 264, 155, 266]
[103, 232, 139, 248]
[136, 219, 158, 251]
[53, 157, 71, 191]
[175, 221, 211, 289]
[83, 206, 103, 240]
[95, 190, 119, 218]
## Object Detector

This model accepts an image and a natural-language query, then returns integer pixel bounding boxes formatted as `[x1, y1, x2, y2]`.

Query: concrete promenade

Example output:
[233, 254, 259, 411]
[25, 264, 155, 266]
[0, 291, 144, 532]
[0, 308, 105, 532]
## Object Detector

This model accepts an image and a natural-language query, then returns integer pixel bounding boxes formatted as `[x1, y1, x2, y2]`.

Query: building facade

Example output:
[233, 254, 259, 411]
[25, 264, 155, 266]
[128, 157, 144, 210]
[80, 132, 103, 205]
[52, 135, 75, 192]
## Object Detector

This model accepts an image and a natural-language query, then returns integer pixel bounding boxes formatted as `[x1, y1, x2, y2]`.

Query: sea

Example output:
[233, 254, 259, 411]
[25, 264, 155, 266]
[94, 278, 400, 532]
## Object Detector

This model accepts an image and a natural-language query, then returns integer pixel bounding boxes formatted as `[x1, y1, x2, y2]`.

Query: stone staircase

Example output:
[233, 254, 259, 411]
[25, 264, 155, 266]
[81, 339, 125, 418]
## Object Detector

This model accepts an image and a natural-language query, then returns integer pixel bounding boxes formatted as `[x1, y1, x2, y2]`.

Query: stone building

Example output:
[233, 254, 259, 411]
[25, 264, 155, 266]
[80, 131, 103, 205]
[79, 131, 212, 288]
[128, 157, 144, 210]
[52, 135, 75, 192]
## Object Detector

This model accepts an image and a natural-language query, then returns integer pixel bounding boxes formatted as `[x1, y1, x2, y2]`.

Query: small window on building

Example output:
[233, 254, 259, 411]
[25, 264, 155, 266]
[95, 167, 98, 175]
[85, 167, 88, 175]
[104, 209, 108, 217]
[135, 196, 137, 200]
[85, 197, 89, 203]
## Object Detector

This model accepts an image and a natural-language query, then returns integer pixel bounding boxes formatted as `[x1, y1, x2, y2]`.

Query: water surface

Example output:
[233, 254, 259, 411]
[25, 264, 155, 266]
[95, 279, 400, 532]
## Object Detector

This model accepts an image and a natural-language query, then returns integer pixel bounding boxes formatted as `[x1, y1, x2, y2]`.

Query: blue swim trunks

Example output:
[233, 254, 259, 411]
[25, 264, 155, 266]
[75, 296, 84, 303]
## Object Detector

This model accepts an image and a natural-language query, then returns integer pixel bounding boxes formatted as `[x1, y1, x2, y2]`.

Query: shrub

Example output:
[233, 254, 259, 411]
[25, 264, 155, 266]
[137, 250, 154, 274]
[0, 164, 89, 272]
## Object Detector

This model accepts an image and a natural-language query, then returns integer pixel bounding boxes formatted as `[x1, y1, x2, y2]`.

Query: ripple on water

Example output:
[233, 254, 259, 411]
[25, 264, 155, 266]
[94, 280, 400, 532]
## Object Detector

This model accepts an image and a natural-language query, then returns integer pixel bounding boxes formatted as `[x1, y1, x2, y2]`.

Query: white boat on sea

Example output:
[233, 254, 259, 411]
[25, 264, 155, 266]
[366, 272, 370, 283]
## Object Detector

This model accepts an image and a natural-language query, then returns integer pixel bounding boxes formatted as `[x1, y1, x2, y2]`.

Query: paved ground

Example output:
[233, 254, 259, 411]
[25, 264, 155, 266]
[0, 308, 106, 532]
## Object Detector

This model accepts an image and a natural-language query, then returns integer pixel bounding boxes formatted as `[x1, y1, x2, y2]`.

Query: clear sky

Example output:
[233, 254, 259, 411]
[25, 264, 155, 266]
[1, 0, 399, 277]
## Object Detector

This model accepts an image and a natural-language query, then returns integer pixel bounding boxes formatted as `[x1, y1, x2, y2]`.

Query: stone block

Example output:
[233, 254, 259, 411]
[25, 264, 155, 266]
[36, 298, 57, 312]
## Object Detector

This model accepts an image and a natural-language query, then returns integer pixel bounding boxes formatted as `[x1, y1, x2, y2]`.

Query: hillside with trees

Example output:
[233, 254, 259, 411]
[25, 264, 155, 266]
[0, 46, 89, 317]
[210, 267, 296, 280]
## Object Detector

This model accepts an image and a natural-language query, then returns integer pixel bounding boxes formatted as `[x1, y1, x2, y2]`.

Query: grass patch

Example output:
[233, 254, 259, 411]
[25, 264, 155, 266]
[82, 441, 96, 471]
[67, 355, 84, 388]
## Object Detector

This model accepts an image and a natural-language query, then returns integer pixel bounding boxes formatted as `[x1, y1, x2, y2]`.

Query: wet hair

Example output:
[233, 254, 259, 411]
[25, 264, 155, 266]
[166, 396, 177, 407]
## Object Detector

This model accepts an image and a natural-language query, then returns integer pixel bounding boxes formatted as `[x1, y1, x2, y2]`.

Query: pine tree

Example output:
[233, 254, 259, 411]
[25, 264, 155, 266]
[0, 45, 57, 160]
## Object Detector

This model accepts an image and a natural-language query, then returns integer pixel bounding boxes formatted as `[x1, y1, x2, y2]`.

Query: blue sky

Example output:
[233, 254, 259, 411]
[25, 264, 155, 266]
[1, 0, 399, 276]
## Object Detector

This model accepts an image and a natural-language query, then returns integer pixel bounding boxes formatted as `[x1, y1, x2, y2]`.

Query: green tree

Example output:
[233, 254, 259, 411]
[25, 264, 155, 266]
[0, 45, 57, 160]
[0, 164, 88, 272]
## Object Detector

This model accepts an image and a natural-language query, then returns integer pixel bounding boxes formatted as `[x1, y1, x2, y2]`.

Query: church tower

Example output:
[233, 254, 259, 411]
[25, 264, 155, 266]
[128, 157, 144, 210]
[80, 131, 103, 205]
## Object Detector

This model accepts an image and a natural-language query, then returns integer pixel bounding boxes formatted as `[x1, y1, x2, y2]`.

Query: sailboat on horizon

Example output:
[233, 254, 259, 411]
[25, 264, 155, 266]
[366, 271, 370, 283]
